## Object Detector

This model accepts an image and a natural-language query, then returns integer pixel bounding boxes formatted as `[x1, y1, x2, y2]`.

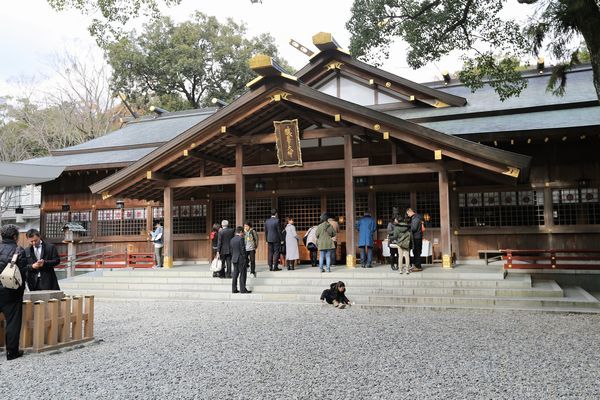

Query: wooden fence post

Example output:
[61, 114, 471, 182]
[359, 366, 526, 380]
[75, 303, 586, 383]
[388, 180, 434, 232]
[47, 299, 59, 346]
[20, 300, 33, 348]
[72, 296, 83, 341]
[84, 296, 94, 339]
[59, 297, 72, 343]
[32, 300, 46, 352]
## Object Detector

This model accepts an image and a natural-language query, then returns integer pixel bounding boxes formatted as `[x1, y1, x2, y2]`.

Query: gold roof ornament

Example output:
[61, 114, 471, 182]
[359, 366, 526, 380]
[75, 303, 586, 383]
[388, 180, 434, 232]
[503, 167, 520, 178]
[246, 54, 297, 88]
[312, 32, 350, 54]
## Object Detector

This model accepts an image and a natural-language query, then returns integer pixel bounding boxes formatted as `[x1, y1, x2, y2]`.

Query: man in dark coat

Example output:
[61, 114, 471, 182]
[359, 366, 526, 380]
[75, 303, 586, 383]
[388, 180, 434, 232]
[230, 226, 251, 294]
[0, 224, 28, 360]
[406, 208, 424, 272]
[264, 208, 282, 271]
[25, 229, 61, 291]
[216, 220, 235, 279]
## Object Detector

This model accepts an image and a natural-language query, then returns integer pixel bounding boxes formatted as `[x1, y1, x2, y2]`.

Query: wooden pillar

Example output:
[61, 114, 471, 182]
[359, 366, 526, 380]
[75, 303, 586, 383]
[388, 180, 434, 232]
[543, 186, 555, 248]
[47, 299, 59, 346]
[163, 186, 174, 268]
[32, 301, 45, 351]
[235, 144, 245, 227]
[72, 296, 83, 340]
[20, 300, 33, 348]
[344, 134, 356, 267]
[438, 169, 452, 268]
[84, 295, 95, 339]
[59, 297, 71, 343]
[450, 183, 461, 262]
[391, 142, 397, 165]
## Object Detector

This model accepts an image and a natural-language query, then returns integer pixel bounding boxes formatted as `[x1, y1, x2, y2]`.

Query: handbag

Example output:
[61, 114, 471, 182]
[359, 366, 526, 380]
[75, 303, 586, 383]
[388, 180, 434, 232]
[0, 252, 23, 290]
[209, 256, 223, 272]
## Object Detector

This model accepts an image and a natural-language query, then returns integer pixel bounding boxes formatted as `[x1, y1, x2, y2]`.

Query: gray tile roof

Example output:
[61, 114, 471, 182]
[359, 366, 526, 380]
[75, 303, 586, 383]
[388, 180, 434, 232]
[420, 106, 600, 135]
[19, 147, 156, 168]
[55, 108, 216, 152]
[389, 67, 597, 121]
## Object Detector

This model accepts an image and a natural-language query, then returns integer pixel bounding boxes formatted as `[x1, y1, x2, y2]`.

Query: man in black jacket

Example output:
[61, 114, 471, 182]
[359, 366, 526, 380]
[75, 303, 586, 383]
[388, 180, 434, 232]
[25, 229, 61, 291]
[230, 226, 251, 294]
[264, 208, 282, 271]
[216, 220, 235, 279]
[0, 224, 28, 360]
[406, 208, 424, 272]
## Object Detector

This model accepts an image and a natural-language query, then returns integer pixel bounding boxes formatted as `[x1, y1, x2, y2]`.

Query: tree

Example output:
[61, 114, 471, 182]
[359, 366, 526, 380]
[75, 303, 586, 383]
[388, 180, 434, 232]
[47, 0, 182, 45]
[104, 12, 292, 110]
[0, 51, 119, 162]
[347, 0, 600, 101]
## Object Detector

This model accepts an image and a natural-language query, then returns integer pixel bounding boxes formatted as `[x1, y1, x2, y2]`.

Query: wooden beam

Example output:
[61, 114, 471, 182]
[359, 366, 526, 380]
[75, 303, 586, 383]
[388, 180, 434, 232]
[438, 169, 452, 268]
[189, 150, 235, 167]
[232, 126, 363, 145]
[344, 134, 356, 267]
[353, 163, 442, 177]
[169, 175, 237, 188]
[235, 144, 245, 226]
[163, 186, 173, 268]
[222, 157, 369, 176]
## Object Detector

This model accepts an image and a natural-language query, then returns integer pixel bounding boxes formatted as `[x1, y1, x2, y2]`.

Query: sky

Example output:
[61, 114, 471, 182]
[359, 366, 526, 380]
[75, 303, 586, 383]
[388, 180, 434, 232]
[0, 0, 535, 99]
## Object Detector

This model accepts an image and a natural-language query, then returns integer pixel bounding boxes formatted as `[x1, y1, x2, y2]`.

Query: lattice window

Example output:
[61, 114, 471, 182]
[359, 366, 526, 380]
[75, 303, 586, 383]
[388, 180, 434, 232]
[151, 205, 207, 234]
[44, 212, 70, 238]
[416, 191, 440, 228]
[214, 199, 236, 228]
[355, 193, 369, 222]
[70, 211, 93, 235]
[97, 208, 147, 236]
[552, 188, 600, 225]
[246, 198, 272, 232]
[278, 196, 321, 231]
[459, 190, 544, 227]
[326, 195, 346, 230]
[376, 192, 410, 227]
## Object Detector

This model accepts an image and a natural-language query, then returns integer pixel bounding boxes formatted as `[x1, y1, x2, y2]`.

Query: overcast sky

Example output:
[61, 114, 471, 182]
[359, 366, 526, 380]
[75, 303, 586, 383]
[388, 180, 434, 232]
[0, 0, 534, 98]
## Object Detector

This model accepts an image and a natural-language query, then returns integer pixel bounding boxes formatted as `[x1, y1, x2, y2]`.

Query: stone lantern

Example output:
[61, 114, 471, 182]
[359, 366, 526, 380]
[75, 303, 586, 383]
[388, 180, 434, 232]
[62, 222, 87, 277]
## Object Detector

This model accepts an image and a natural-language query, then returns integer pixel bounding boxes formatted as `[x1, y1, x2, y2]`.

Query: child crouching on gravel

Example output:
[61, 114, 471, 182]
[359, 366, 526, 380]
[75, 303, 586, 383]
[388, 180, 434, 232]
[320, 281, 351, 309]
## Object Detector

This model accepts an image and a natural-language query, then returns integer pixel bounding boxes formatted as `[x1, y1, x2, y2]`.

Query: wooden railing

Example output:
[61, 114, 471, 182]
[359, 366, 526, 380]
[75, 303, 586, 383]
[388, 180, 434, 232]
[56, 247, 154, 270]
[0, 295, 94, 353]
[503, 249, 600, 270]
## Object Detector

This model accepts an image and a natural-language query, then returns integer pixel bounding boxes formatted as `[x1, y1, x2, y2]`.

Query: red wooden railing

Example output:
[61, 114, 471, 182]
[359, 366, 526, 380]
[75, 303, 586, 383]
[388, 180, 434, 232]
[503, 249, 600, 270]
[56, 247, 154, 270]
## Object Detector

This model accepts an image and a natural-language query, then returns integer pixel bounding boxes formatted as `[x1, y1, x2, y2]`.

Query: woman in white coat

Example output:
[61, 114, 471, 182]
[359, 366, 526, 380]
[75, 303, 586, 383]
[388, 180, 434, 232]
[284, 216, 300, 270]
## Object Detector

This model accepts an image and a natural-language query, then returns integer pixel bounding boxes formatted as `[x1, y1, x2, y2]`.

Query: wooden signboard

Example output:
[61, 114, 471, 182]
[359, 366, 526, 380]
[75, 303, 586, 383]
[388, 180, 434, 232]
[274, 119, 302, 167]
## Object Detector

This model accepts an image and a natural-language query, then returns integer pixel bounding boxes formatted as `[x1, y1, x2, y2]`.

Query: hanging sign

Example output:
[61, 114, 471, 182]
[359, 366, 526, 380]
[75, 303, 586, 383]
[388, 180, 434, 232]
[273, 119, 303, 167]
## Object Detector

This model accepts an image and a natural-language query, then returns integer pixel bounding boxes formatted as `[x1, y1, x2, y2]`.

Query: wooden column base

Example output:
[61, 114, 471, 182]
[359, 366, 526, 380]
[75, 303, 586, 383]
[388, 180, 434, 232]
[164, 256, 173, 268]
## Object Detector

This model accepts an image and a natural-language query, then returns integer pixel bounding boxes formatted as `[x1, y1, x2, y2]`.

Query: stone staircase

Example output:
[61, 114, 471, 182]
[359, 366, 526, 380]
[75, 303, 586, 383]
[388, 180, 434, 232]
[59, 264, 600, 313]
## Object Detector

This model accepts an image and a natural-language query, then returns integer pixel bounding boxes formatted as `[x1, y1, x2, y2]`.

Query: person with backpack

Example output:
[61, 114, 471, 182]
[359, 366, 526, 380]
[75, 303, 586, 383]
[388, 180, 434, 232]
[0, 224, 28, 360]
[406, 207, 424, 272]
[389, 218, 412, 274]
[243, 222, 259, 277]
[320, 281, 351, 309]
[316, 213, 336, 273]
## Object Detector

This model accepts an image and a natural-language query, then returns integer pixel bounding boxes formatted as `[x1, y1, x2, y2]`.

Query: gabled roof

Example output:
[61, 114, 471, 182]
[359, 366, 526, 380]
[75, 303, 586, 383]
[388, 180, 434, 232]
[89, 60, 530, 199]
[295, 46, 467, 107]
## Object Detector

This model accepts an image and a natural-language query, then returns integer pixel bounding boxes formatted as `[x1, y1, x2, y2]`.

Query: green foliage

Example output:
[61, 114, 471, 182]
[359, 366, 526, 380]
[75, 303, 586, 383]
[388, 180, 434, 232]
[105, 13, 291, 109]
[347, 0, 600, 101]
[47, 0, 182, 45]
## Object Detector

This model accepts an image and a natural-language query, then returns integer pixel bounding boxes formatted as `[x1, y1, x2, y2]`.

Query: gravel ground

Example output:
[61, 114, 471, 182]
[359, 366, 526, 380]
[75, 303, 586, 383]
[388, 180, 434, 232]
[1, 301, 600, 400]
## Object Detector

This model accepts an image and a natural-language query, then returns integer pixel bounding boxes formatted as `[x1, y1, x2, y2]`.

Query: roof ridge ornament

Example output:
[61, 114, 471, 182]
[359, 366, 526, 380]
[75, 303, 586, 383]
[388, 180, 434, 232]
[312, 32, 350, 55]
[246, 54, 297, 88]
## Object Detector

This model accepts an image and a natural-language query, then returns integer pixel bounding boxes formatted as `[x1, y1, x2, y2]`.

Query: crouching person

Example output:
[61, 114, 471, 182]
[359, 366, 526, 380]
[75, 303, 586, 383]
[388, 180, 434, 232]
[0, 224, 28, 360]
[320, 281, 351, 309]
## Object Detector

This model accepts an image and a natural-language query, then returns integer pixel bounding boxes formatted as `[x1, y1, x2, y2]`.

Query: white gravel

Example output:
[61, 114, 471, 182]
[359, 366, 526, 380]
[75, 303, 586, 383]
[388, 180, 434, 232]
[2, 301, 600, 399]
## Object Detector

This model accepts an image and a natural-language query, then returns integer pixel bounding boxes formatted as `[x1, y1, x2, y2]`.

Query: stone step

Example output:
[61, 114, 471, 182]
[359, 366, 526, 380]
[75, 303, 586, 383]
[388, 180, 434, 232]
[59, 280, 561, 298]
[63, 273, 530, 289]
[60, 285, 599, 309]
[97, 268, 507, 281]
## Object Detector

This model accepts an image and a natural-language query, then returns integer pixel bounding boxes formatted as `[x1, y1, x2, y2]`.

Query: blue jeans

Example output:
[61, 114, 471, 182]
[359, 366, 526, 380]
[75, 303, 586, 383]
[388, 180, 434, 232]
[359, 246, 373, 266]
[319, 249, 334, 272]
